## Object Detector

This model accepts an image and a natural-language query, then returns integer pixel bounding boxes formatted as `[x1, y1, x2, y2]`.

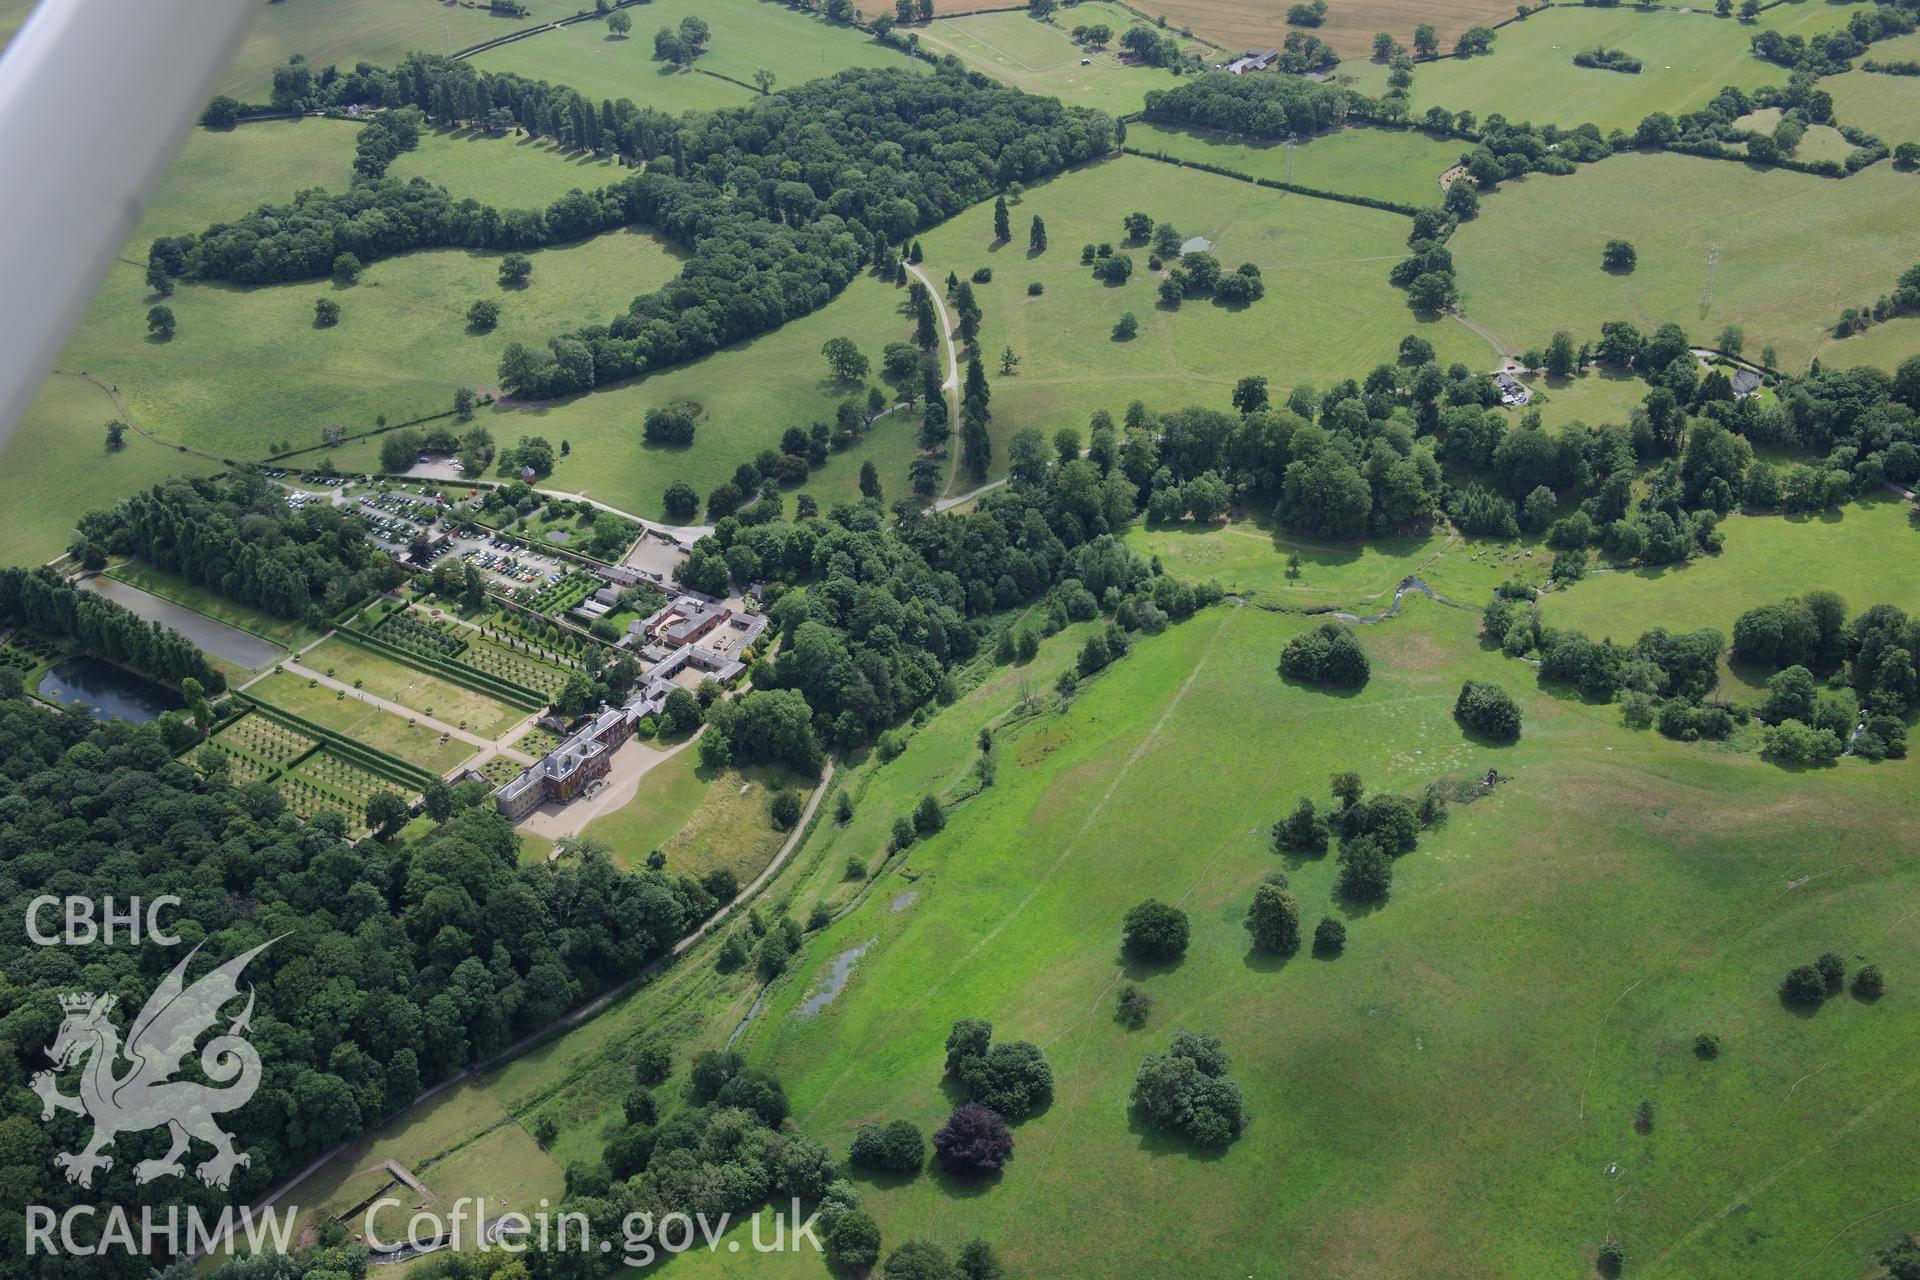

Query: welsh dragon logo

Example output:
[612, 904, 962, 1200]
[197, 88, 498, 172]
[32, 940, 275, 1191]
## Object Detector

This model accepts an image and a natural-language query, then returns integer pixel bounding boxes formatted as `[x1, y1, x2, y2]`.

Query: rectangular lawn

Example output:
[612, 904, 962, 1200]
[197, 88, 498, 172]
[579, 753, 809, 885]
[248, 671, 483, 775]
[294, 637, 527, 738]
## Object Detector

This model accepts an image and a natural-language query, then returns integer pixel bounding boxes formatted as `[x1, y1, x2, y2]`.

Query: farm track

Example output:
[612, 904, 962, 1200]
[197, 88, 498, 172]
[901, 260, 965, 500]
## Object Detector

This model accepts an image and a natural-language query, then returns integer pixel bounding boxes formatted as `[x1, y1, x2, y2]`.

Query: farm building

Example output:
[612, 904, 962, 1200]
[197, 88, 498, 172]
[1223, 48, 1278, 74]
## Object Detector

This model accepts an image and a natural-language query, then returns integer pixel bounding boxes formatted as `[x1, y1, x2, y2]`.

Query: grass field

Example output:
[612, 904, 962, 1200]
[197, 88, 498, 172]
[471, 0, 916, 113]
[0, 118, 681, 561]
[911, 154, 1490, 481]
[1129, 121, 1465, 208]
[728, 600, 1920, 1279]
[1542, 494, 1920, 695]
[1138, 0, 1516, 60]
[387, 127, 625, 207]
[258, 541, 1920, 1277]
[1824, 34, 1920, 146]
[1820, 312, 1920, 371]
[136, 119, 361, 233]
[1512, 365, 1652, 433]
[1121, 518, 1539, 610]
[1730, 108, 1857, 165]
[1405, 3, 1863, 134]
[55, 223, 678, 466]
[248, 671, 482, 774]
[579, 754, 811, 882]
[577, 745, 709, 866]
[299, 637, 528, 737]
[916, 5, 1191, 116]
[452, 270, 931, 519]
[1451, 152, 1920, 374]
[278, 1074, 561, 1261]
[0, 375, 221, 566]
[212, 0, 580, 103]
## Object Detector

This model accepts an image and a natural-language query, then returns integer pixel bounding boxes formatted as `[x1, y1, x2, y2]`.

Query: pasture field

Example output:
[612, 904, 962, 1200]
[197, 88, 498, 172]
[372, 571, 1920, 1279]
[579, 755, 812, 884]
[387, 127, 624, 207]
[1121, 518, 1536, 610]
[725, 599, 1920, 1279]
[49, 226, 680, 465]
[1824, 65, 1920, 146]
[471, 0, 915, 113]
[1405, 3, 1862, 134]
[1450, 153, 1920, 374]
[1821, 312, 1920, 371]
[1541, 494, 1920, 694]
[463, 271, 930, 519]
[246, 671, 489, 773]
[1825, 28, 1920, 142]
[300, 636, 528, 737]
[915, 5, 1191, 115]
[911, 154, 1489, 479]
[1730, 109, 1856, 165]
[1128, 121, 1465, 208]
[131, 119, 360, 234]
[0, 375, 221, 566]
[1, 118, 671, 557]
[211, 0, 578, 103]
[473, 26, 751, 114]
[1137, 0, 1517, 60]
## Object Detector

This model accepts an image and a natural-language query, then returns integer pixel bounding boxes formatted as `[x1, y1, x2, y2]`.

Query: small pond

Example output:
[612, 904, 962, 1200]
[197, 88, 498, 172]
[797, 939, 873, 1017]
[37, 658, 186, 722]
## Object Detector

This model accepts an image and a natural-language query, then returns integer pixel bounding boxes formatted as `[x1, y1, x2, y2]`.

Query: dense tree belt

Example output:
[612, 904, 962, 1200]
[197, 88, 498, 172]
[168, 64, 1116, 400]
[0, 696, 705, 1269]
[75, 474, 407, 624]
[0, 566, 222, 692]
[1142, 73, 1363, 138]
